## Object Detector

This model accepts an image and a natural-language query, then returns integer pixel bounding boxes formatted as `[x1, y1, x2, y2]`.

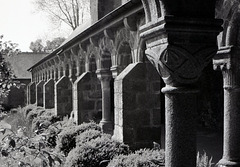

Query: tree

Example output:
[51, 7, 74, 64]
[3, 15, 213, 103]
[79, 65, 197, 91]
[29, 39, 44, 53]
[45, 37, 66, 52]
[0, 35, 20, 97]
[29, 37, 66, 53]
[34, 0, 90, 30]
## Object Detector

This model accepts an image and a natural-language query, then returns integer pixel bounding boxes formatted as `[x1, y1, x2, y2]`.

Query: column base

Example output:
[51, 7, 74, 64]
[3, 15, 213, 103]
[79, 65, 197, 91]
[100, 120, 113, 135]
[218, 159, 240, 167]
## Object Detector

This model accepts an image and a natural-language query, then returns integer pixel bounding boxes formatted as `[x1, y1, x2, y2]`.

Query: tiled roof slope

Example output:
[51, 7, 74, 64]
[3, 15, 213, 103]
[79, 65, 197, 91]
[4, 52, 47, 79]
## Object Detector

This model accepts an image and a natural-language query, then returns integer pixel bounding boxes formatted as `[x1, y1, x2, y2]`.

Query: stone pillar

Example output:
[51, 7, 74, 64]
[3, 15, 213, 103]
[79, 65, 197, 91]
[73, 72, 102, 125]
[36, 80, 44, 107]
[54, 68, 58, 82]
[43, 79, 54, 109]
[139, 1, 222, 166]
[27, 82, 36, 104]
[96, 69, 113, 134]
[162, 86, 198, 166]
[213, 46, 240, 167]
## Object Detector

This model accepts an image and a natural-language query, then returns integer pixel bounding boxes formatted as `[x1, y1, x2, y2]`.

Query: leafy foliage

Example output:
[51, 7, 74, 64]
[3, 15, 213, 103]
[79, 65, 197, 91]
[32, 109, 61, 133]
[45, 37, 66, 52]
[29, 39, 45, 53]
[107, 148, 165, 167]
[0, 35, 20, 98]
[75, 129, 102, 147]
[33, 0, 90, 30]
[29, 37, 66, 53]
[56, 121, 101, 156]
[197, 152, 213, 167]
[65, 135, 130, 167]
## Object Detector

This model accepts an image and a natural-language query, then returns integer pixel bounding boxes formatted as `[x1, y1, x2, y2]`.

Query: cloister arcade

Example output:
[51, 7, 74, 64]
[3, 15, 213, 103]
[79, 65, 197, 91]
[27, 0, 240, 166]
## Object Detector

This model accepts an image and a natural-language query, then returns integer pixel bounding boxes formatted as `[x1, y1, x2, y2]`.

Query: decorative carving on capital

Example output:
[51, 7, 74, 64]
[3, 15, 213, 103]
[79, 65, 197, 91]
[146, 45, 217, 86]
[213, 46, 240, 89]
[99, 37, 115, 56]
[96, 69, 112, 82]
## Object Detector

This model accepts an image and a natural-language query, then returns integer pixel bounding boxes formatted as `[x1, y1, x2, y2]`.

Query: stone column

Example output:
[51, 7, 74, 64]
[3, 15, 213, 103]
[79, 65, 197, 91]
[162, 86, 198, 166]
[213, 46, 240, 167]
[58, 65, 62, 79]
[96, 69, 113, 134]
[54, 68, 58, 81]
[139, 1, 222, 166]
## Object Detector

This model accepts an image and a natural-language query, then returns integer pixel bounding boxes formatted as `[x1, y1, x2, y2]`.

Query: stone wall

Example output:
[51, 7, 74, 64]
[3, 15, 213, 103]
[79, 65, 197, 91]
[55, 76, 72, 117]
[73, 72, 102, 124]
[28, 82, 36, 104]
[36, 81, 44, 107]
[44, 79, 54, 109]
[113, 61, 162, 149]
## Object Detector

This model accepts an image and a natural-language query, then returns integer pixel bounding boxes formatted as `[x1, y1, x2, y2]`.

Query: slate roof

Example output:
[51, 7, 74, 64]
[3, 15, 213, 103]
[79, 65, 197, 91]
[4, 52, 47, 79]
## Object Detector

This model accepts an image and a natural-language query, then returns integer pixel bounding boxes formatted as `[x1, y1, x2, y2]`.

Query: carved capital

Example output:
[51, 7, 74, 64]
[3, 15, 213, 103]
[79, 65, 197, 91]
[140, 16, 222, 86]
[213, 46, 233, 71]
[146, 44, 217, 86]
[96, 69, 112, 82]
[213, 46, 240, 89]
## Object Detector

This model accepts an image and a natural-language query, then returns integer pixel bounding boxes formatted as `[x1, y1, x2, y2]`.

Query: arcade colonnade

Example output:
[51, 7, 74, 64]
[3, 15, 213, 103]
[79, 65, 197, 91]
[27, 1, 163, 149]
[27, 0, 240, 167]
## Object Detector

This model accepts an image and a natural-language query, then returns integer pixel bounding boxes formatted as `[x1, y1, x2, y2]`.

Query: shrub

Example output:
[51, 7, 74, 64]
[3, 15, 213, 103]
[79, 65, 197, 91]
[32, 111, 61, 133]
[65, 135, 129, 167]
[107, 148, 164, 167]
[26, 109, 38, 121]
[3, 108, 32, 137]
[76, 129, 102, 147]
[197, 152, 213, 167]
[56, 121, 101, 156]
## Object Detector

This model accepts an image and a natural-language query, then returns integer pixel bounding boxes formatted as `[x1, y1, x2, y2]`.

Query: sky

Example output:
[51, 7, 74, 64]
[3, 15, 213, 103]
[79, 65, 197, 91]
[0, 0, 72, 52]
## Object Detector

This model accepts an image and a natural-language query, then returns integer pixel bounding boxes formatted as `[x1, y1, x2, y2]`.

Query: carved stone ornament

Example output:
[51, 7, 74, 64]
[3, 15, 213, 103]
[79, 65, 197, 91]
[140, 16, 222, 86]
[213, 46, 240, 89]
[146, 44, 217, 86]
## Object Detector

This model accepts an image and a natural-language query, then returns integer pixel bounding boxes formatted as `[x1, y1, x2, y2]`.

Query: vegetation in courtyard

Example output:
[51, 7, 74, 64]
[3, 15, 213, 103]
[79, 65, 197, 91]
[0, 105, 214, 167]
[29, 37, 66, 53]
[33, 0, 90, 30]
[0, 35, 20, 98]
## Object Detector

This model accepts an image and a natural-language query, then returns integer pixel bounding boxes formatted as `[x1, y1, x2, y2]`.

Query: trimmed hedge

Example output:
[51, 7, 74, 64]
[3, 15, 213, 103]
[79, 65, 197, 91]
[76, 129, 102, 147]
[56, 122, 101, 156]
[65, 135, 129, 167]
[107, 149, 165, 167]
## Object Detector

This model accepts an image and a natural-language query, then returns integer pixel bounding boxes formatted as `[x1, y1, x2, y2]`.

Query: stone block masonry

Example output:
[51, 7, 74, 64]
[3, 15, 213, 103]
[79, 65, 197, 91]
[36, 81, 44, 107]
[43, 79, 54, 109]
[113, 62, 162, 149]
[55, 76, 73, 117]
[73, 72, 102, 125]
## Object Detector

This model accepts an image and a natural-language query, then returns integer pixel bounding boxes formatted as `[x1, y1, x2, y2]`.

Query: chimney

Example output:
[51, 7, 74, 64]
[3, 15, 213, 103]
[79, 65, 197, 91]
[90, 0, 122, 24]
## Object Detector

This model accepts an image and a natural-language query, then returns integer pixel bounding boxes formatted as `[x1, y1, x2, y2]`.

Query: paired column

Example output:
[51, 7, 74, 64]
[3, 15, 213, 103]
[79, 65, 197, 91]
[213, 46, 240, 167]
[97, 70, 113, 134]
[96, 48, 113, 134]
[139, 0, 222, 165]
[162, 86, 198, 166]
